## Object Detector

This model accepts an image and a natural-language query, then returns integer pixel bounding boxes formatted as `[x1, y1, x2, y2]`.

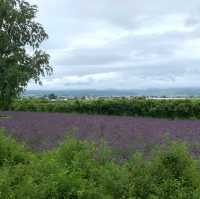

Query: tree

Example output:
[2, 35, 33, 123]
[0, 0, 53, 110]
[48, 93, 57, 100]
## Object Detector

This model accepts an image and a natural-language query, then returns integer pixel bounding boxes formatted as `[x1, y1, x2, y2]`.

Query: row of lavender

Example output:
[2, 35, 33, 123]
[1, 111, 200, 156]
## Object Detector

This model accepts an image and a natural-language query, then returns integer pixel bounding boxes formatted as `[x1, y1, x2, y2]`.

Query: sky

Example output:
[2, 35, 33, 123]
[27, 0, 200, 90]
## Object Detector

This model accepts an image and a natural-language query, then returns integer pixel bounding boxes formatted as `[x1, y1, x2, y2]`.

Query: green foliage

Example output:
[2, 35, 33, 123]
[128, 142, 200, 199]
[11, 98, 200, 119]
[48, 93, 57, 100]
[0, 128, 200, 198]
[0, 129, 31, 166]
[0, 0, 52, 110]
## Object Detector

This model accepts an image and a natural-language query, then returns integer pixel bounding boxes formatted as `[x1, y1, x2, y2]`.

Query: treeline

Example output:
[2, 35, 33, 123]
[9, 98, 200, 119]
[0, 128, 200, 199]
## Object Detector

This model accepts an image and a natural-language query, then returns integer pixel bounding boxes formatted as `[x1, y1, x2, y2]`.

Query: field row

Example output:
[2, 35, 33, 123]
[1, 111, 200, 156]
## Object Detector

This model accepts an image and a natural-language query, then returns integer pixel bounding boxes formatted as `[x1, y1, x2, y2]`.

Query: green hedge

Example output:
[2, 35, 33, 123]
[0, 128, 200, 198]
[10, 98, 200, 119]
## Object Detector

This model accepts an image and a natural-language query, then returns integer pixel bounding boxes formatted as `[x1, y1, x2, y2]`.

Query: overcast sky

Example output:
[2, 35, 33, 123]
[27, 0, 200, 90]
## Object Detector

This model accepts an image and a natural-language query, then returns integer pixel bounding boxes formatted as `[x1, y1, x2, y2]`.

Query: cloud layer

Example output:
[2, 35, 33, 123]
[28, 0, 200, 90]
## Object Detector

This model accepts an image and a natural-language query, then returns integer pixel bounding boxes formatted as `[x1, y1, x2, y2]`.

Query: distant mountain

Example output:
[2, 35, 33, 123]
[23, 88, 200, 98]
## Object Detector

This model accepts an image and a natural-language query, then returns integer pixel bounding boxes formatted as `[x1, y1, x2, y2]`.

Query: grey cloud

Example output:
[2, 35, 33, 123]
[27, 0, 200, 90]
[51, 29, 194, 67]
[32, 0, 200, 58]
[54, 48, 128, 66]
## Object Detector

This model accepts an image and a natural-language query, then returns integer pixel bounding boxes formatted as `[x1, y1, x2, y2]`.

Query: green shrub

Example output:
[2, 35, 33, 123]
[0, 128, 200, 198]
[0, 129, 32, 166]
[10, 98, 200, 119]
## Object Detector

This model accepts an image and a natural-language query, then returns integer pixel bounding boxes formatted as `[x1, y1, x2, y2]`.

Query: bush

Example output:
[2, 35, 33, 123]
[10, 98, 200, 119]
[0, 128, 200, 198]
[0, 129, 31, 166]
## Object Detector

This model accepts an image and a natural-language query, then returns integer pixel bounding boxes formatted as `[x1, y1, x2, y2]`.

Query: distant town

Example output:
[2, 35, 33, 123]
[22, 88, 200, 101]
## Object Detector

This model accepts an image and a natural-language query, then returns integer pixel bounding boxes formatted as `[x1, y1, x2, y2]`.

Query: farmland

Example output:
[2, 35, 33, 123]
[1, 110, 200, 155]
[3, 98, 200, 154]
[1, 99, 200, 198]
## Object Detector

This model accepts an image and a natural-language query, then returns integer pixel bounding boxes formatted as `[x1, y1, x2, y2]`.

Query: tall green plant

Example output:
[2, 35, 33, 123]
[0, 0, 52, 110]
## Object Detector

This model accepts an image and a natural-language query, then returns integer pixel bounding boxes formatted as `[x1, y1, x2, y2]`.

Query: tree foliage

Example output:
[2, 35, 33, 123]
[0, 0, 52, 109]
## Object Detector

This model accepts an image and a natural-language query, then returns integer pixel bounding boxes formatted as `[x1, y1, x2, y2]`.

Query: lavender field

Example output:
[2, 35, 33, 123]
[1, 111, 200, 155]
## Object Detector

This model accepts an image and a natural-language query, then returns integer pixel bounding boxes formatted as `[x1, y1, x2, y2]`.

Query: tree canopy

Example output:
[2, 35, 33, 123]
[0, 0, 52, 109]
